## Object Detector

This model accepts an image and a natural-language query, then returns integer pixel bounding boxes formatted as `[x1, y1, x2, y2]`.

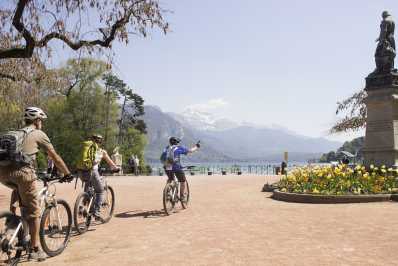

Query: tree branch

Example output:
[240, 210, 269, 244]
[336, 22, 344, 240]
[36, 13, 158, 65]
[0, 73, 16, 81]
[37, 8, 135, 50]
[0, 0, 35, 59]
[0, 0, 165, 60]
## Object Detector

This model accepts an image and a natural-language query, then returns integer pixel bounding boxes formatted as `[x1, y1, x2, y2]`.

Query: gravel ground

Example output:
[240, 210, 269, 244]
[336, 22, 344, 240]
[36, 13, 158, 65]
[1, 174, 398, 266]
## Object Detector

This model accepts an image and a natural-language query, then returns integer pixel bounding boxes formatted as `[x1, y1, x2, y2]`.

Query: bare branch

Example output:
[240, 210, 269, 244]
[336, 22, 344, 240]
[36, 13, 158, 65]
[0, 0, 36, 59]
[0, 73, 16, 81]
[331, 89, 367, 133]
[0, 0, 168, 60]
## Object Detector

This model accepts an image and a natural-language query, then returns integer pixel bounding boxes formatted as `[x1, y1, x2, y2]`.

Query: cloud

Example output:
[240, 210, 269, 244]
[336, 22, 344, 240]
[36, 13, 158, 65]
[186, 98, 228, 112]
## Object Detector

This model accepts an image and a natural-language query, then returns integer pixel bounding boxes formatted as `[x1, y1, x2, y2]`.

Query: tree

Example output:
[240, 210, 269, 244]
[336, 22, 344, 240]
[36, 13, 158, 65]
[331, 90, 367, 133]
[319, 151, 337, 163]
[102, 73, 146, 144]
[119, 127, 147, 172]
[0, 0, 169, 63]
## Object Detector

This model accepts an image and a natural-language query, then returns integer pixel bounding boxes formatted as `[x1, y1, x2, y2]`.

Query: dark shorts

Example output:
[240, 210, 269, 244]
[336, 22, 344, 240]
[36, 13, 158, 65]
[174, 170, 186, 182]
[165, 170, 186, 182]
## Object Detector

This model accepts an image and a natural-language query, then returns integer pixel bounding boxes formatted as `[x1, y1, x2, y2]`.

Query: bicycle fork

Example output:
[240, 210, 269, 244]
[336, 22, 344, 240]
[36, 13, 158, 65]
[8, 222, 23, 248]
[54, 204, 63, 231]
[171, 182, 179, 203]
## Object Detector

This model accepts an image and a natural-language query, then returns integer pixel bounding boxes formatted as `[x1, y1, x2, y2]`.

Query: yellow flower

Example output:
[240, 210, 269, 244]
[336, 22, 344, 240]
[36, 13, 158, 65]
[381, 169, 387, 174]
[370, 164, 374, 169]
[312, 188, 320, 194]
[388, 168, 393, 172]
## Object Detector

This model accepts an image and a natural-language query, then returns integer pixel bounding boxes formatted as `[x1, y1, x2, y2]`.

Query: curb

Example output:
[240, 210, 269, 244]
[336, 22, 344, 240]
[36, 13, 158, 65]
[272, 190, 392, 204]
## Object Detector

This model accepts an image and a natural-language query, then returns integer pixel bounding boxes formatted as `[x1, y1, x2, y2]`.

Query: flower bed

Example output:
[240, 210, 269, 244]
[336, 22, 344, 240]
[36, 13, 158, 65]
[277, 164, 398, 195]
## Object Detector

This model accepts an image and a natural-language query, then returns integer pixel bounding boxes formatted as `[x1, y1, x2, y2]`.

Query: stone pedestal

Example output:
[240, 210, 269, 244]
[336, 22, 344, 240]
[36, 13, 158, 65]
[363, 72, 398, 167]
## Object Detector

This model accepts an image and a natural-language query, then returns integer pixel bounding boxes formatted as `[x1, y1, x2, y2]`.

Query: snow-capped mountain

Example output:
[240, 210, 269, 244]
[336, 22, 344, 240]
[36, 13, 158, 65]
[142, 105, 342, 163]
[169, 107, 239, 131]
[170, 107, 295, 134]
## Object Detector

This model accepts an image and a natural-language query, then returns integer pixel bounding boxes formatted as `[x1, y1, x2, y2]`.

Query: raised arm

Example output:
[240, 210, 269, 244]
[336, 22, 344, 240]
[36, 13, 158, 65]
[188, 141, 201, 153]
[102, 150, 119, 170]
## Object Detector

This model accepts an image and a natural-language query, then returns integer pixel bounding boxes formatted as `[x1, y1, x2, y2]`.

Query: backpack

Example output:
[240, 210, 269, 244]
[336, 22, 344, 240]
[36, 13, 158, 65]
[76, 140, 98, 171]
[160, 145, 177, 166]
[0, 127, 35, 167]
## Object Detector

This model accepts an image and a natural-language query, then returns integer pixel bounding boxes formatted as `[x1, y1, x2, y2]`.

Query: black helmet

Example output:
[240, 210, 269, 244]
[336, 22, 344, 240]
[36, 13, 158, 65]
[169, 137, 181, 145]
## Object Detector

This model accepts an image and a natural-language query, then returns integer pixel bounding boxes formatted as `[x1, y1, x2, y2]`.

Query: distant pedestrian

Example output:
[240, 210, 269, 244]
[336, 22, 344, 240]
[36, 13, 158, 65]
[134, 155, 140, 175]
[129, 155, 136, 175]
[281, 161, 287, 175]
[111, 147, 123, 175]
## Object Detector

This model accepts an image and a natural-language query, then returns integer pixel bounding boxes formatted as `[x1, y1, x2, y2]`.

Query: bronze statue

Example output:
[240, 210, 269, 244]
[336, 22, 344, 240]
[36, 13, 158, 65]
[373, 11, 396, 74]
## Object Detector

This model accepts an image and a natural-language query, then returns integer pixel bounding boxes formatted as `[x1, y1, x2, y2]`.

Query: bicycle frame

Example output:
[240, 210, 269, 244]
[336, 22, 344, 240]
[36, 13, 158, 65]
[5, 179, 63, 250]
[80, 174, 109, 216]
[39, 180, 63, 231]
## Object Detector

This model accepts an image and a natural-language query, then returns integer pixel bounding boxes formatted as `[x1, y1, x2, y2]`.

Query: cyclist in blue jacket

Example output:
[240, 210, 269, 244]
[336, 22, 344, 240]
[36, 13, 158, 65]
[161, 137, 200, 202]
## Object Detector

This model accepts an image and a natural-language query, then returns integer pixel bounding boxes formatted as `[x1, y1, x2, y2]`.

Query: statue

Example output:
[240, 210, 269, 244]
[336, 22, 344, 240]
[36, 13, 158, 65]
[372, 11, 396, 74]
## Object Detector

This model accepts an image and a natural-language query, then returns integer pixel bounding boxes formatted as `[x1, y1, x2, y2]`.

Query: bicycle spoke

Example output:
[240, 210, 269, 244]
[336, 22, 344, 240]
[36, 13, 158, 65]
[0, 214, 21, 264]
[41, 202, 71, 255]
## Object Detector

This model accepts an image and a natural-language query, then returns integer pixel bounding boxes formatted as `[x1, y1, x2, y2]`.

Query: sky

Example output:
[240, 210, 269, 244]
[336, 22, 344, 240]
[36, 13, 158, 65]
[56, 0, 398, 142]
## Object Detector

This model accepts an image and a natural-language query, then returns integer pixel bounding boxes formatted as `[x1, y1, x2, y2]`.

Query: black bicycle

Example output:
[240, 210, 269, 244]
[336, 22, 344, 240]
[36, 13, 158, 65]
[0, 172, 72, 265]
[163, 166, 194, 215]
[73, 168, 116, 234]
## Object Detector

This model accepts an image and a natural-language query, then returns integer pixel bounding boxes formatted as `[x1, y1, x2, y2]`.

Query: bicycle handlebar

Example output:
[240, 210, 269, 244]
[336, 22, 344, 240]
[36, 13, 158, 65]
[37, 172, 74, 183]
[99, 167, 121, 175]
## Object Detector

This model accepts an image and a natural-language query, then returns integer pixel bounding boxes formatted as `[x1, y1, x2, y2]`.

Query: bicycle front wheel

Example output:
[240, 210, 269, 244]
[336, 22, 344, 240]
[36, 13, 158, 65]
[40, 199, 72, 257]
[163, 183, 175, 215]
[181, 180, 190, 209]
[0, 211, 23, 265]
[73, 192, 91, 234]
[100, 186, 115, 223]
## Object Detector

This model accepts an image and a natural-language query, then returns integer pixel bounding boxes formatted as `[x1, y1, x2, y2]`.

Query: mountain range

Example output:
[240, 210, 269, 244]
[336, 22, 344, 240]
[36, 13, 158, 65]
[143, 105, 341, 163]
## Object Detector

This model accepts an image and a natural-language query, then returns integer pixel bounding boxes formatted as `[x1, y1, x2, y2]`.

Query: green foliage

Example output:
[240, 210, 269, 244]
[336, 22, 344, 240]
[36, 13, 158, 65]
[119, 127, 147, 168]
[36, 151, 48, 172]
[319, 137, 364, 163]
[102, 73, 147, 140]
[0, 58, 147, 171]
[337, 137, 364, 155]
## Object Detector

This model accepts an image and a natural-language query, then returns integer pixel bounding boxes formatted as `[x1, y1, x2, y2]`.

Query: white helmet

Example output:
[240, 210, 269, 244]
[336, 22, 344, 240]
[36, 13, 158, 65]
[24, 107, 48, 121]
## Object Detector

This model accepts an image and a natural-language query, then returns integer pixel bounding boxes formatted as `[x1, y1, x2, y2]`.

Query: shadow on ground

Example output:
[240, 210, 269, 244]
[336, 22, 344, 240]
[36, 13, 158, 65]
[115, 210, 166, 219]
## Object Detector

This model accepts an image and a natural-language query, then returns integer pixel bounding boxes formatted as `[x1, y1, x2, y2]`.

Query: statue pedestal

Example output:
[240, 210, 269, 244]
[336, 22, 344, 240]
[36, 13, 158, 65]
[363, 73, 398, 167]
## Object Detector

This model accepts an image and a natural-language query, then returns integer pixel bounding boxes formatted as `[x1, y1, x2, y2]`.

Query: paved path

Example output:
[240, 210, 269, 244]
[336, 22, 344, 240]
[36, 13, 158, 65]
[1, 174, 398, 266]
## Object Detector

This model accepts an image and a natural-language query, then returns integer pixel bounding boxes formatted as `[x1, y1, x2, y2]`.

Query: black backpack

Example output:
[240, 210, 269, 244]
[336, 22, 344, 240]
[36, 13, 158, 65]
[0, 127, 35, 167]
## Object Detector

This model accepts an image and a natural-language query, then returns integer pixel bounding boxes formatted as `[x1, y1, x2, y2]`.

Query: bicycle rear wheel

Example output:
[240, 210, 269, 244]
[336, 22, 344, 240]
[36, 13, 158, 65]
[99, 186, 115, 223]
[40, 199, 72, 257]
[73, 192, 91, 234]
[181, 180, 190, 209]
[163, 183, 175, 215]
[0, 211, 23, 265]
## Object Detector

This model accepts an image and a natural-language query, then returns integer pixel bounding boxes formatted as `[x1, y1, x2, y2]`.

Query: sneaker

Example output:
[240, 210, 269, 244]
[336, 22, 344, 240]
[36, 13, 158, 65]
[28, 249, 46, 262]
[93, 212, 105, 223]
